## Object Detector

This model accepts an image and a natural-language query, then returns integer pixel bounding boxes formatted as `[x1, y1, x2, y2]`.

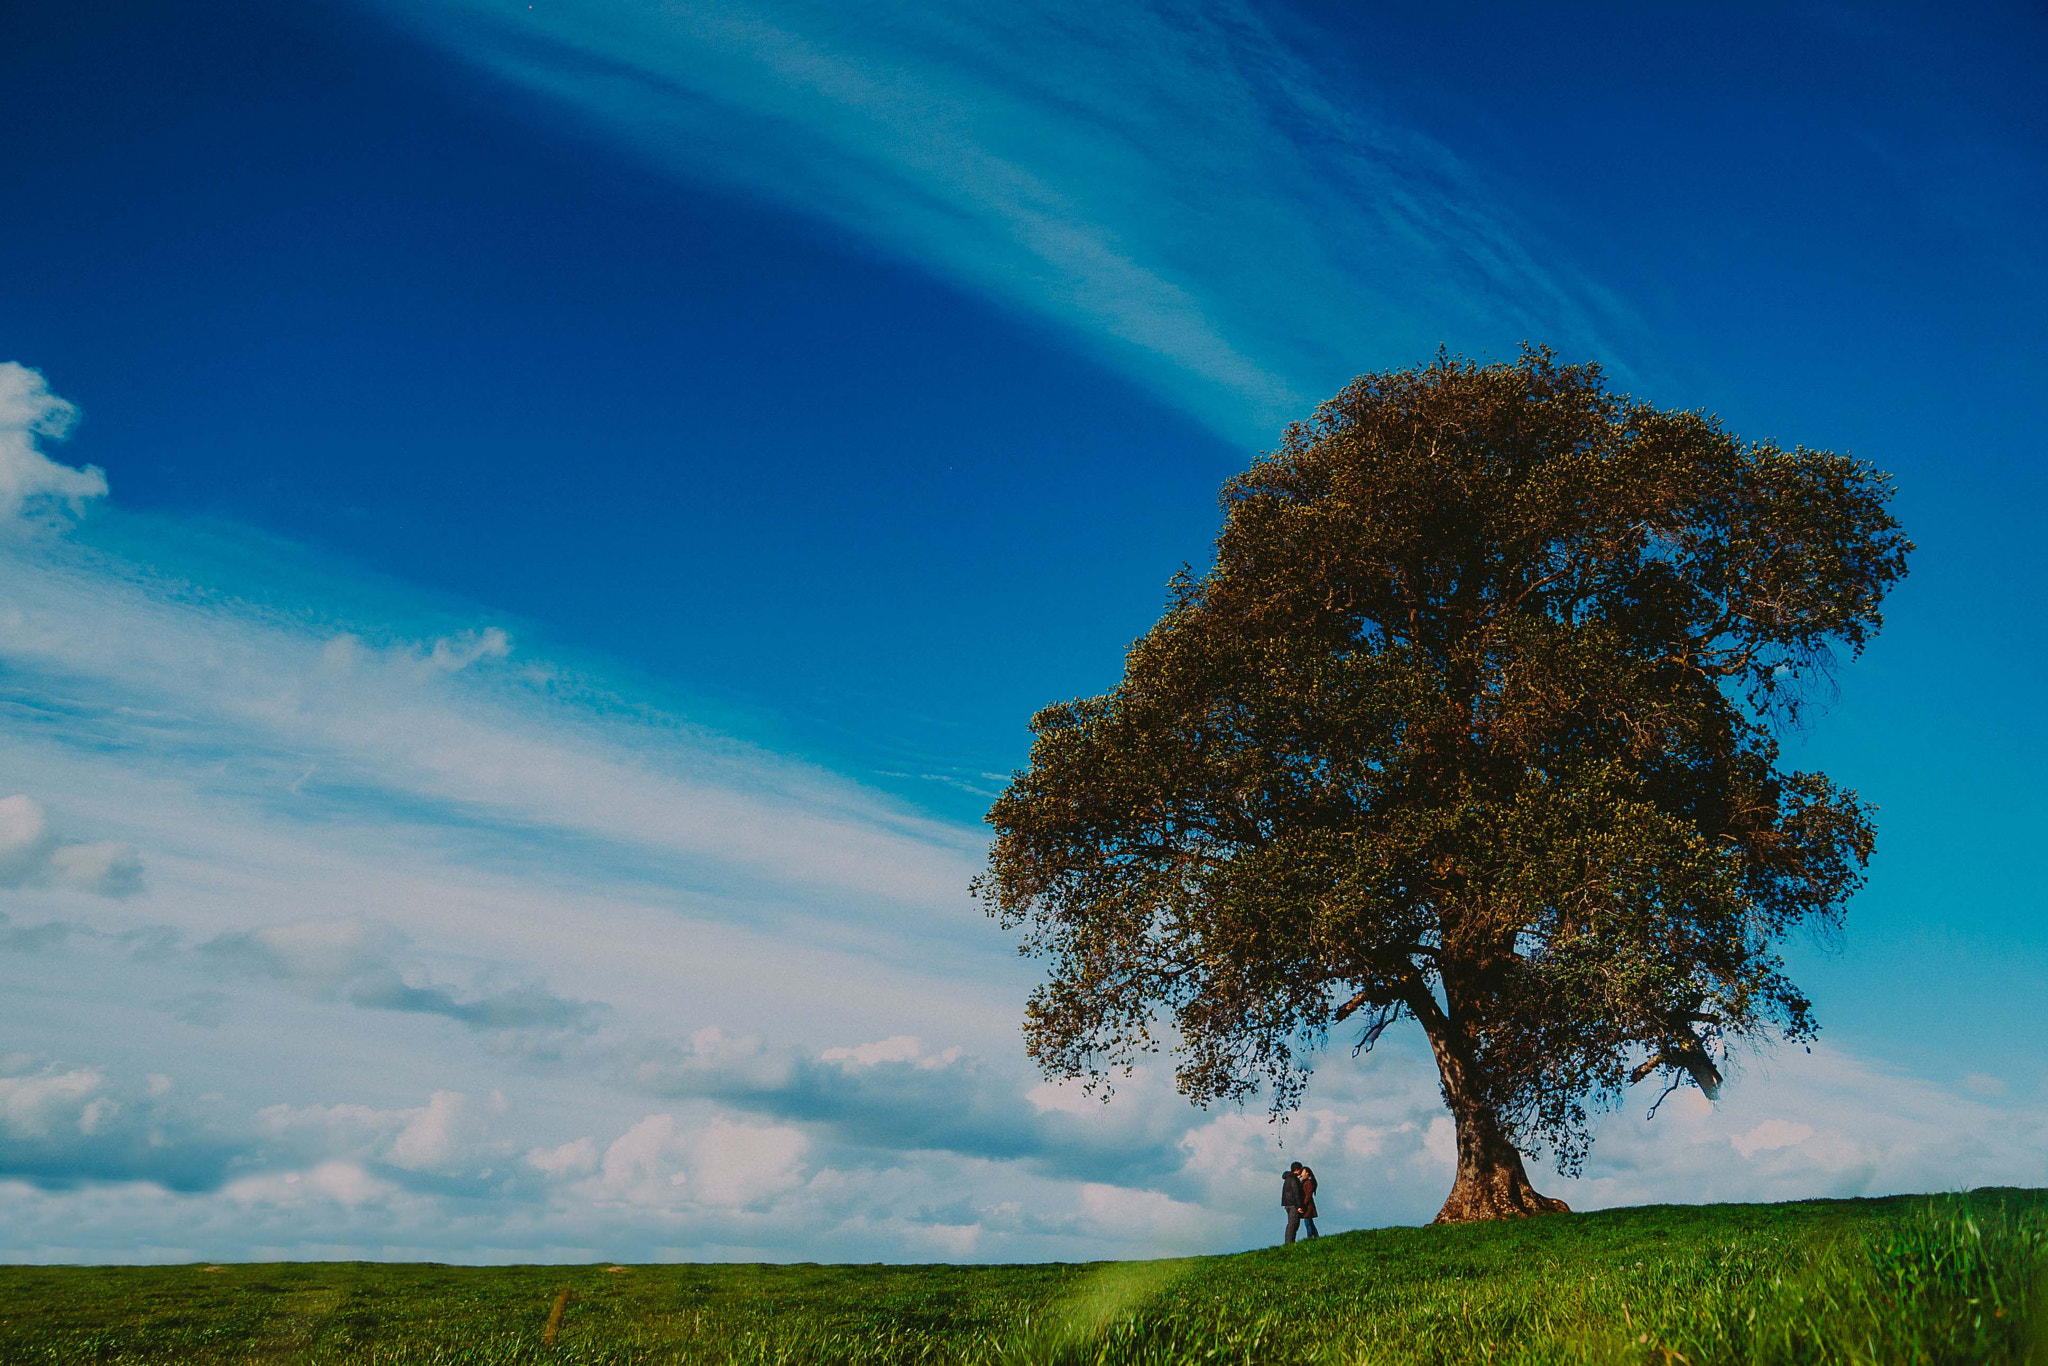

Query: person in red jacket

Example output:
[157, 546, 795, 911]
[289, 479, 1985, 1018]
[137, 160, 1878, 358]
[1296, 1162, 1320, 1240]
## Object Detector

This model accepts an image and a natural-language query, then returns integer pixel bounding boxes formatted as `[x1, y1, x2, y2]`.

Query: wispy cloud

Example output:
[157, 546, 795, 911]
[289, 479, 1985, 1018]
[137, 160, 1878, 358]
[368, 0, 1639, 440]
[1, 531, 985, 925]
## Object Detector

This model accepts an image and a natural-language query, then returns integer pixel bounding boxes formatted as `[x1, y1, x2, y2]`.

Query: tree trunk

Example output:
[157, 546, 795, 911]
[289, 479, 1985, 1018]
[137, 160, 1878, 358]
[1412, 990, 1570, 1224]
[1432, 1089, 1570, 1224]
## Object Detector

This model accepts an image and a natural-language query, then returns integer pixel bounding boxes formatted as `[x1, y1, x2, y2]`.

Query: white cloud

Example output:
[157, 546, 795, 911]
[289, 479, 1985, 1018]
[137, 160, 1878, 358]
[1078, 1181, 1207, 1244]
[255, 1090, 496, 1175]
[0, 796, 142, 897]
[1730, 1119, 1817, 1159]
[693, 1117, 806, 1209]
[0, 797, 50, 885]
[820, 1036, 965, 1071]
[581, 1113, 807, 1212]
[78, 1096, 121, 1136]
[0, 363, 105, 525]
[388, 1091, 468, 1169]
[0, 1068, 104, 1140]
[823, 1036, 924, 1067]
[1341, 1122, 1402, 1162]
[1420, 1117, 1457, 1172]
[526, 1136, 598, 1176]
[427, 627, 511, 673]
[591, 1114, 688, 1205]
[224, 1161, 400, 1208]
[1024, 1079, 1099, 1116]
[46, 842, 144, 897]
[205, 919, 400, 992]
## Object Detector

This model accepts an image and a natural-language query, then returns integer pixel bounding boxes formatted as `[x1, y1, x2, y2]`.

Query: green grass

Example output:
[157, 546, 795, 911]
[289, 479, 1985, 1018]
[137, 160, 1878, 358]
[1, 1190, 2042, 1365]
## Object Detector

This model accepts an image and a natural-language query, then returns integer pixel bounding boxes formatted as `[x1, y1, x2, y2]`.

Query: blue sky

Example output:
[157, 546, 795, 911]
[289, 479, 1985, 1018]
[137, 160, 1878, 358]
[0, 0, 2043, 1261]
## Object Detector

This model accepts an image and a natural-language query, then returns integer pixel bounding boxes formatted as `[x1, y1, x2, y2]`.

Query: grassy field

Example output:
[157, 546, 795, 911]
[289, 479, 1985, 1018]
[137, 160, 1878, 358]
[1, 1189, 2042, 1365]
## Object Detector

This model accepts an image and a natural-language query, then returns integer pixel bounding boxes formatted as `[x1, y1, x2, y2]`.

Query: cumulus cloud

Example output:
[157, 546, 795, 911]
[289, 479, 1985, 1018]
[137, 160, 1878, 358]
[0, 795, 142, 897]
[256, 1090, 502, 1177]
[0, 1066, 105, 1141]
[525, 1135, 598, 1177]
[560, 1112, 809, 1212]
[0, 1054, 522, 1205]
[223, 1160, 403, 1209]
[0, 1058, 242, 1191]
[1730, 1118, 1816, 1159]
[1077, 1182, 1209, 1243]
[0, 363, 105, 525]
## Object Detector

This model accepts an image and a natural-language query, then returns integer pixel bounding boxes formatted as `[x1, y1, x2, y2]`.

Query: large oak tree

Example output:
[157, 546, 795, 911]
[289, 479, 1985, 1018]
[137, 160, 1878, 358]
[976, 350, 1910, 1223]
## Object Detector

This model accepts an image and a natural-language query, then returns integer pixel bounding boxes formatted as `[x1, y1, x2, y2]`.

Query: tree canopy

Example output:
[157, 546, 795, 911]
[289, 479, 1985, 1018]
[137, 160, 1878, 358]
[976, 349, 1911, 1221]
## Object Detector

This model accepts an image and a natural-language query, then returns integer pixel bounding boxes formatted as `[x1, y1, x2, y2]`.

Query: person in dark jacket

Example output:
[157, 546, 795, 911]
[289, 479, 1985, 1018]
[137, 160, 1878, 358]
[1281, 1162, 1311, 1244]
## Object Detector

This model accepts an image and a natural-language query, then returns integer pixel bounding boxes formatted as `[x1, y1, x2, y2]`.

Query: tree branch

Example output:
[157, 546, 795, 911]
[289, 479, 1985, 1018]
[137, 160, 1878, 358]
[1629, 1046, 1723, 1100]
[1332, 990, 1373, 1024]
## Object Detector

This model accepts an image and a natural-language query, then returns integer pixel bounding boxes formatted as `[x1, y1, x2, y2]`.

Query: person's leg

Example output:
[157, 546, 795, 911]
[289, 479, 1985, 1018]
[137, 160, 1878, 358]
[1303, 1216, 1318, 1239]
[1284, 1208, 1300, 1245]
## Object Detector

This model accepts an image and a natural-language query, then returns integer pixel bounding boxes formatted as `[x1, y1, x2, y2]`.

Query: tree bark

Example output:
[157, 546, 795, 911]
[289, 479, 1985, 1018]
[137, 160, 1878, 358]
[1432, 1087, 1570, 1223]
[1410, 986, 1571, 1224]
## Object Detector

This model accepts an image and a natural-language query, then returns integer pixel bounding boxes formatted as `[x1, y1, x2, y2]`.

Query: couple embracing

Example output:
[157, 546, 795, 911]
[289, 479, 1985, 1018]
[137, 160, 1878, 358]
[1279, 1160, 1319, 1244]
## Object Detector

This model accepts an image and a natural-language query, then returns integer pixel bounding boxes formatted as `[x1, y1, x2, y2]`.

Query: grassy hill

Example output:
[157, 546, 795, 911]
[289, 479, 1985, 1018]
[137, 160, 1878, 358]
[1, 1189, 2042, 1365]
